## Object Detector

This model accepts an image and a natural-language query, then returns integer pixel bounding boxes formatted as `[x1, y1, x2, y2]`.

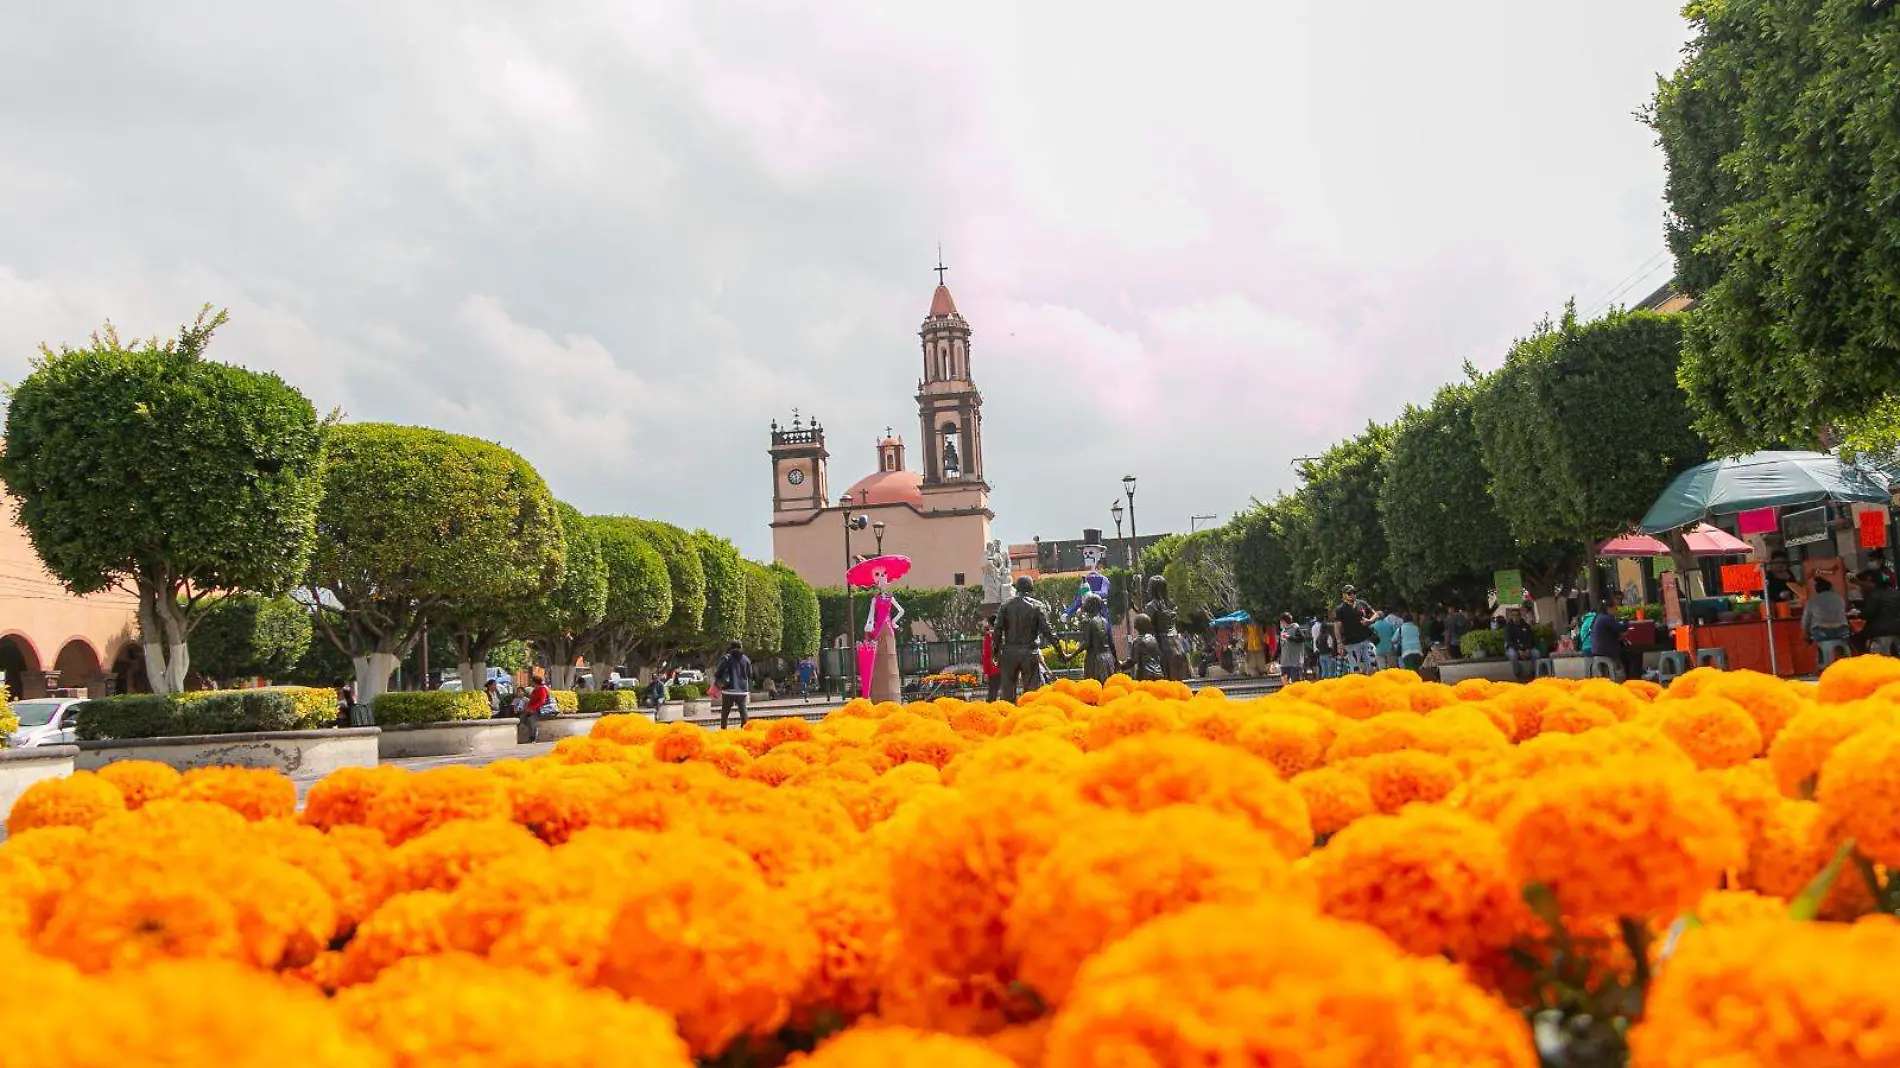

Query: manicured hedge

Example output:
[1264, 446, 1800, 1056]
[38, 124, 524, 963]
[75, 686, 337, 740]
[0, 683, 15, 743]
[667, 682, 708, 701]
[371, 690, 495, 726]
[550, 689, 579, 714]
[577, 690, 642, 714]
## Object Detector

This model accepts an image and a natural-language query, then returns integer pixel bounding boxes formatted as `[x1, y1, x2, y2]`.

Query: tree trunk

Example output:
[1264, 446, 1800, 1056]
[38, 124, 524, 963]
[457, 660, 484, 690]
[352, 652, 401, 708]
[136, 581, 190, 694]
[548, 664, 579, 690]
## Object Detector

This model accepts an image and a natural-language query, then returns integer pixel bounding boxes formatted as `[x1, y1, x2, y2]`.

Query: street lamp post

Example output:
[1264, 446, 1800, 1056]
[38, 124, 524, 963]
[1190, 514, 1218, 533]
[841, 497, 869, 696]
[1111, 499, 1126, 566]
[873, 520, 886, 555]
[1122, 474, 1140, 605]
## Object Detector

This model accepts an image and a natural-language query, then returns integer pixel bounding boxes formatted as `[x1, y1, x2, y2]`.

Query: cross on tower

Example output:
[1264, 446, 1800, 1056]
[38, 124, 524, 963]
[934, 244, 949, 286]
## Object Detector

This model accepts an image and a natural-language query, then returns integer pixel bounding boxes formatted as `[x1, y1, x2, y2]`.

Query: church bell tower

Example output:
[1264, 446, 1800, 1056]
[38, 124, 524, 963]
[916, 256, 988, 513]
[768, 411, 829, 516]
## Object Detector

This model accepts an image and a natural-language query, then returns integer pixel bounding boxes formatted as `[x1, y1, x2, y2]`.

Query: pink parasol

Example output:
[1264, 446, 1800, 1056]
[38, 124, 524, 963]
[1597, 532, 1670, 557]
[1682, 523, 1752, 557]
[846, 553, 911, 588]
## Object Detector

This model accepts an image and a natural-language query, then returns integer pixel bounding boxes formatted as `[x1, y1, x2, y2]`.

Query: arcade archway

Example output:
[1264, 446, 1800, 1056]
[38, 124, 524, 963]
[0, 633, 44, 699]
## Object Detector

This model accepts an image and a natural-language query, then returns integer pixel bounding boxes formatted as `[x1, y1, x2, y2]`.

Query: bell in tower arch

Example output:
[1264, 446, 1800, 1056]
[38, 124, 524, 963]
[940, 421, 961, 478]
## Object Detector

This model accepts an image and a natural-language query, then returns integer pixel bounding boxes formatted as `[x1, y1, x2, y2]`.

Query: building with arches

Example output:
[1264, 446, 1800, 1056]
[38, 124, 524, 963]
[768, 274, 993, 591]
[0, 506, 141, 699]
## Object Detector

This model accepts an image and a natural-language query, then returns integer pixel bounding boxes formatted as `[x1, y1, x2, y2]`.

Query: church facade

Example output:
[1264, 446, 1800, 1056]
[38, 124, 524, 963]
[769, 278, 993, 591]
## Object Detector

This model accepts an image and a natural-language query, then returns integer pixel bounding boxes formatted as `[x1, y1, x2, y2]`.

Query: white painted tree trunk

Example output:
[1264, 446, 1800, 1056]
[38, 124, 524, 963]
[548, 664, 579, 690]
[457, 660, 489, 691]
[352, 653, 401, 709]
[136, 582, 190, 694]
[1534, 595, 1563, 632]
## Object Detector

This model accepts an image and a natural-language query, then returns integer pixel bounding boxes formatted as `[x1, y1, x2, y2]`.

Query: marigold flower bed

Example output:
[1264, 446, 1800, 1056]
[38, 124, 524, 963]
[9, 659, 1900, 1066]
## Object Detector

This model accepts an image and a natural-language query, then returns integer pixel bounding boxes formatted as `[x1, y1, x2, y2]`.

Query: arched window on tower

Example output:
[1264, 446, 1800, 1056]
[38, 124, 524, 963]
[939, 344, 951, 382]
[940, 420, 962, 479]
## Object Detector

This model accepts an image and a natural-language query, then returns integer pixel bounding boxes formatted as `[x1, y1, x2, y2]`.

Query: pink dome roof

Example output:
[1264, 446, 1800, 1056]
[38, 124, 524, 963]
[928, 284, 958, 318]
[844, 468, 922, 506]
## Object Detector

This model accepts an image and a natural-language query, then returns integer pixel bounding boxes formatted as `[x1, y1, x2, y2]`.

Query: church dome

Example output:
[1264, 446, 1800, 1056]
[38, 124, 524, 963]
[844, 468, 923, 506]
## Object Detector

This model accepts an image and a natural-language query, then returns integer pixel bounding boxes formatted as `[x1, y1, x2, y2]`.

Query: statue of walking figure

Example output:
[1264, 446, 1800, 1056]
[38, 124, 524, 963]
[995, 575, 1058, 702]
[1144, 575, 1187, 681]
[1078, 593, 1116, 682]
[1120, 612, 1165, 680]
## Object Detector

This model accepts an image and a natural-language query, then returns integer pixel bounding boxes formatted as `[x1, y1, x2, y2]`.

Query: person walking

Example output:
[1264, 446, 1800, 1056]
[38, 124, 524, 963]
[796, 657, 816, 701]
[1370, 607, 1400, 671]
[520, 673, 554, 743]
[1398, 611, 1424, 671]
[714, 641, 753, 729]
[1277, 612, 1308, 683]
[981, 615, 1002, 702]
[1334, 585, 1377, 675]
[1314, 615, 1338, 678]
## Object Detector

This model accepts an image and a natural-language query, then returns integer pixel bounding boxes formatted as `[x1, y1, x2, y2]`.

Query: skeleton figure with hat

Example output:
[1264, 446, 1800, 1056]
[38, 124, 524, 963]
[1067, 530, 1113, 628]
[848, 554, 909, 700]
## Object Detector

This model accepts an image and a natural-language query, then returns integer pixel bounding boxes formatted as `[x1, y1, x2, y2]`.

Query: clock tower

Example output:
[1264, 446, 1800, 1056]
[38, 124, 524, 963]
[769, 412, 829, 516]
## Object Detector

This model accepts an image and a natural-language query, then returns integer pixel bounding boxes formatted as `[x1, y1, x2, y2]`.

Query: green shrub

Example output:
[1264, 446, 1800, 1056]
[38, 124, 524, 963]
[577, 690, 643, 714]
[0, 683, 15, 744]
[77, 690, 305, 740]
[177, 685, 335, 730]
[372, 690, 495, 726]
[667, 683, 708, 701]
[1459, 630, 1506, 658]
[549, 689, 579, 714]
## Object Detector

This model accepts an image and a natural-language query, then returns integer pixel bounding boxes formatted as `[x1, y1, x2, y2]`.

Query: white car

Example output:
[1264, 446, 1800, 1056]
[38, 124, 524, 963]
[673, 669, 705, 686]
[7, 698, 86, 747]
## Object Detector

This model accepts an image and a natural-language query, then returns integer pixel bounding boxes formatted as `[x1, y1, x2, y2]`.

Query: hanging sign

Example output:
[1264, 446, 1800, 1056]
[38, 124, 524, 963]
[1737, 507, 1778, 536]
[1859, 508, 1889, 550]
[1782, 506, 1829, 548]
[1721, 563, 1765, 594]
[1493, 569, 1524, 605]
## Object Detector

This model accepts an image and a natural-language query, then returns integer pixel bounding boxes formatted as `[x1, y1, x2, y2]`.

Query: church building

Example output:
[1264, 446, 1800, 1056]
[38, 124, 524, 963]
[769, 275, 993, 590]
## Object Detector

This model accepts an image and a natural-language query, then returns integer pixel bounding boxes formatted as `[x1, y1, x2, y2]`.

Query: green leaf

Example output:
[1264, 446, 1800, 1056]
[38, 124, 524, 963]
[1789, 838, 1857, 921]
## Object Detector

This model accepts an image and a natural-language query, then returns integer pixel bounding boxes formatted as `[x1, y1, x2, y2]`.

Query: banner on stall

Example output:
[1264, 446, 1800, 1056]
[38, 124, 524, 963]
[1860, 508, 1889, 550]
[1737, 507, 1778, 536]
[1782, 506, 1830, 548]
[1721, 563, 1765, 594]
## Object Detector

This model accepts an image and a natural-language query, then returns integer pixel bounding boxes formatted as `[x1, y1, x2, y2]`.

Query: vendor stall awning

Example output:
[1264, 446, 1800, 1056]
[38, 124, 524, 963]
[1639, 451, 1891, 533]
[1210, 610, 1252, 626]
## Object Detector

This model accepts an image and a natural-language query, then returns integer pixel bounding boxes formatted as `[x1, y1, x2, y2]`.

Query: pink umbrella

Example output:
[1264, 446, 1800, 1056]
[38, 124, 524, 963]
[1682, 523, 1753, 557]
[846, 554, 911, 588]
[1597, 532, 1670, 557]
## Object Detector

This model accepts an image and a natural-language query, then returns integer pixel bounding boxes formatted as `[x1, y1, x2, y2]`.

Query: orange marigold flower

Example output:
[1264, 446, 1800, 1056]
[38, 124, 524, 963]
[941, 731, 1083, 789]
[488, 901, 619, 982]
[1700, 761, 1781, 845]
[1324, 711, 1442, 762]
[35, 867, 245, 972]
[691, 742, 754, 778]
[948, 703, 1006, 738]
[589, 711, 662, 746]
[15, 959, 386, 1068]
[1006, 807, 1311, 1006]
[1346, 749, 1464, 814]
[364, 766, 512, 845]
[1535, 697, 1620, 736]
[300, 764, 409, 832]
[1815, 653, 1900, 704]
[1234, 712, 1326, 778]
[593, 840, 818, 1059]
[389, 818, 546, 894]
[6, 771, 124, 833]
[1817, 723, 1900, 868]
[1739, 799, 1874, 921]
[1043, 902, 1474, 1068]
[885, 776, 1082, 980]
[652, 721, 710, 763]
[1308, 806, 1524, 961]
[1629, 920, 1900, 1067]
[873, 937, 1044, 1038]
[744, 750, 807, 786]
[335, 889, 455, 985]
[505, 763, 620, 843]
[1766, 698, 1895, 798]
[1499, 760, 1743, 920]
[880, 720, 970, 769]
[1308, 675, 1414, 721]
[1670, 668, 1806, 747]
[1076, 734, 1313, 858]
[246, 818, 377, 935]
[1463, 723, 1694, 821]
[548, 735, 638, 764]
[1690, 888, 1789, 927]
[786, 853, 894, 1022]
[173, 766, 295, 821]
[1291, 766, 1375, 838]
[801, 1026, 1018, 1068]
[985, 1020, 1053, 1068]
[1081, 700, 1182, 751]
[1400, 955, 1538, 1068]
[91, 759, 181, 810]
[1180, 704, 1250, 745]
[764, 718, 816, 748]
[1653, 695, 1763, 769]
[335, 953, 693, 1068]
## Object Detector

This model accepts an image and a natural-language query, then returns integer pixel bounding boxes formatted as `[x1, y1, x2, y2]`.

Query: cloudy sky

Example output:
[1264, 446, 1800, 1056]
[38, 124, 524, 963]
[0, 1, 1690, 560]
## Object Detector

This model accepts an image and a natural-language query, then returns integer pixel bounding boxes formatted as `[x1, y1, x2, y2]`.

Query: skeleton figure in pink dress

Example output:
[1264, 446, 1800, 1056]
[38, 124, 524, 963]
[846, 554, 910, 699]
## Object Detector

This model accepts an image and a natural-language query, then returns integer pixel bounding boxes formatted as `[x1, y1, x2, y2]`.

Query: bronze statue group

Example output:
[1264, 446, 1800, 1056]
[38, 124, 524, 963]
[989, 571, 1189, 703]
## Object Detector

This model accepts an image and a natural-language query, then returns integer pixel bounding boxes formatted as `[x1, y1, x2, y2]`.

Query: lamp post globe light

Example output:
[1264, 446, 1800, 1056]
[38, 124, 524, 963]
[1110, 498, 1126, 566]
[873, 520, 886, 555]
[1122, 475, 1140, 598]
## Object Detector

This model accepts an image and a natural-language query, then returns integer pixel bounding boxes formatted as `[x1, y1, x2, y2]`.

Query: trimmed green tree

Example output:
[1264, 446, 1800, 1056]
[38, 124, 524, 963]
[691, 530, 746, 660]
[1381, 380, 1527, 603]
[625, 519, 707, 670]
[189, 593, 314, 686]
[579, 516, 673, 684]
[1294, 424, 1396, 605]
[0, 308, 324, 693]
[771, 564, 821, 660]
[1649, 0, 1900, 450]
[305, 423, 564, 704]
[1229, 496, 1320, 621]
[1163, 527, 1239, 620]
[740, 560, 783, 657]
[522, 503, 609, 690]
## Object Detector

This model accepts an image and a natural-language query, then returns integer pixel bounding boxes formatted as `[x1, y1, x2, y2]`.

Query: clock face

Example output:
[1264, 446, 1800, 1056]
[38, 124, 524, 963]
[786, 468, 805, 486]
